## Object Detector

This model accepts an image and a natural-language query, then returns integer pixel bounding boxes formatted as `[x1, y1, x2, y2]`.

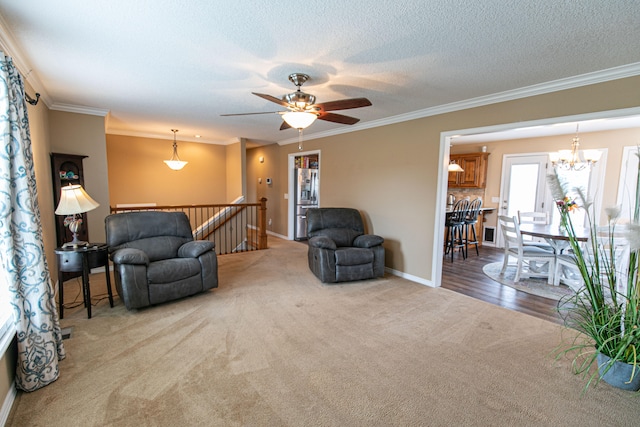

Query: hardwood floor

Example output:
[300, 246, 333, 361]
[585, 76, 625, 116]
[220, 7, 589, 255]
[440, 245, 563, 324]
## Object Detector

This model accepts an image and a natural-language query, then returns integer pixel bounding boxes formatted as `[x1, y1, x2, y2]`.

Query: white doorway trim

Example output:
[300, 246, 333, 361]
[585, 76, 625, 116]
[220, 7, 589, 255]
[287, 149, 321, 240]
[433, 106, 640, 288]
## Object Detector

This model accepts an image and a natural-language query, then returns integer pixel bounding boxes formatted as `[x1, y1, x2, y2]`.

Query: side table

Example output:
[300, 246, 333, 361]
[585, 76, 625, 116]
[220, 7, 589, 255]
[55, 243, 114, 319]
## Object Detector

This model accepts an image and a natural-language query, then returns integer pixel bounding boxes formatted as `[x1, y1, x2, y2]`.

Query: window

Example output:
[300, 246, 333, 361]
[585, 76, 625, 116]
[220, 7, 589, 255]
[547, 149, 607, 227]
[617, 146, 640, 221]
[0, 267, 15, 353]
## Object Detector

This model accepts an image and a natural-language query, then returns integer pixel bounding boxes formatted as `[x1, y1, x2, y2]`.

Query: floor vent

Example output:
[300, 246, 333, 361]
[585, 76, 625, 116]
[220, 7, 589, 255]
[483, 226, 496, 243]
[61, 327, 73, 340]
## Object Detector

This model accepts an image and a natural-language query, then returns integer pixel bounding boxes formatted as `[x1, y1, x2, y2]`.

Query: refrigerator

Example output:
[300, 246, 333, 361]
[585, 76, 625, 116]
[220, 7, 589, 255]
[294, 168, 319, 240]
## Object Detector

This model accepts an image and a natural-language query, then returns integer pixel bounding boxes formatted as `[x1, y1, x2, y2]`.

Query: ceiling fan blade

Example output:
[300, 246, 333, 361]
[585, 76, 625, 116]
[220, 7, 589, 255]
[279, 121, 291, 130]
[318, 112, 360, 125]
[252, 92, 291, 108]
[314, 97, 372, 112]
[220, 111, 282, 116]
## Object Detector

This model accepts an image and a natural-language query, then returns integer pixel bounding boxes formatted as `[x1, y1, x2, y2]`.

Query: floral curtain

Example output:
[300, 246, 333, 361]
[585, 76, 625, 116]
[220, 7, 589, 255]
[0, 52, 65, 391]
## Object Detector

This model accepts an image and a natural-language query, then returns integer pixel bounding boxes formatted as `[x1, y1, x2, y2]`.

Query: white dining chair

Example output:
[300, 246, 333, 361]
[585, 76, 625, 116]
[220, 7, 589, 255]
[517, 211, 555, 251]
[498, 215, 556, 284]
[554, 226, 631, 295]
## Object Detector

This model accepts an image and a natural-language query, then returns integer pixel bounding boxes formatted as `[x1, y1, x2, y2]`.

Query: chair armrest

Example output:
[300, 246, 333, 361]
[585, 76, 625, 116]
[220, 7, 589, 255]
[353, 234, 384, 248]
[178, 240, 215, 258]
[111, 248, 149, 265]
[308, 236, 337, 250]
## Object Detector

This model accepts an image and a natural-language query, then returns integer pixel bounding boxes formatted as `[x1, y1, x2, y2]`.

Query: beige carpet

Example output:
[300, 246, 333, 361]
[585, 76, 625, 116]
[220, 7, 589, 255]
[7, 238, 639, 426]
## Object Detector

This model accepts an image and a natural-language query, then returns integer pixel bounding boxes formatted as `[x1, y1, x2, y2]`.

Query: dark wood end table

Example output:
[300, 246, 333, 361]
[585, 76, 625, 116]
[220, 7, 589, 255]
[55, 243, 114, 319]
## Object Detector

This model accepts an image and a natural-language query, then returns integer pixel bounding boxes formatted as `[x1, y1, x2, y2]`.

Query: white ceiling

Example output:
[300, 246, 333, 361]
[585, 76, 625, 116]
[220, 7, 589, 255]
[0, 0, 639, 146]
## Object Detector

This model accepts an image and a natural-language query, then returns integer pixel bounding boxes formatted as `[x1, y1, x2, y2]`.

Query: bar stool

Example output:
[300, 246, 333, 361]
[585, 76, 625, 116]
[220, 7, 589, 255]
[444, 199, 470, 262]
[464, 198, 483, 256]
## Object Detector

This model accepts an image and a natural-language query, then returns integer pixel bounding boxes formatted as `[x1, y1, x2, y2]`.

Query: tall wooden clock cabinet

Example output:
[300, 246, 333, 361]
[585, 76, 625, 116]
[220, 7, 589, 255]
[50, 152, 90, 249]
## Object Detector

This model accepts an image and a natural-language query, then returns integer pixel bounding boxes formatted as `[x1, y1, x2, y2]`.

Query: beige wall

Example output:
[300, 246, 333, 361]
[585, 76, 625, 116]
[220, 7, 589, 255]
[225, 139, 245, 203]
[106, 134, 227, 206]
[49, 111, 109, 242]
[246, 144, 282, 235]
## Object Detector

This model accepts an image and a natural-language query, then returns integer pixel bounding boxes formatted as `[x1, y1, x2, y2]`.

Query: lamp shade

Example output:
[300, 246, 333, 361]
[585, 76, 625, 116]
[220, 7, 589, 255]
[282, 111, 318, 129]
[55, 184, 100, 215]
[448, 162, 464, 172]
[164, 159, 188, 170]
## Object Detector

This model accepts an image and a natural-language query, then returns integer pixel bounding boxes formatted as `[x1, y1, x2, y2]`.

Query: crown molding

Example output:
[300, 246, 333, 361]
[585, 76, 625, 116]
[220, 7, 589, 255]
[49, 103, 110, 117]
[106, 128, 234, 145]
[278, 62, 640, 146]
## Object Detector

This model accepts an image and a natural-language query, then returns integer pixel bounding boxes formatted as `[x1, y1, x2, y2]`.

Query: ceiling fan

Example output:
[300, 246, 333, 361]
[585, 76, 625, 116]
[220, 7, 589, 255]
[221, 73, 372, 131]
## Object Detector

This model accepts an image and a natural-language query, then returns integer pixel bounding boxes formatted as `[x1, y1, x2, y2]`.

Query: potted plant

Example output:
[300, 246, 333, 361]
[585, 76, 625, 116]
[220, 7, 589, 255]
[548, 152, 640, 392]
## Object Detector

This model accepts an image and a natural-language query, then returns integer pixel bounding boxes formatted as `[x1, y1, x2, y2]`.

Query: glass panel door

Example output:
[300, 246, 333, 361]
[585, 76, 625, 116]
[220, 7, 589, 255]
[501, 155, 549, 218]
[498, 154, 549, 247]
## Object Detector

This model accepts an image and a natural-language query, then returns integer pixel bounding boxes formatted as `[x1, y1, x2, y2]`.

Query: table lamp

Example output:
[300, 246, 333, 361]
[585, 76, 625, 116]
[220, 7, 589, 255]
[55, 184, 100, 247]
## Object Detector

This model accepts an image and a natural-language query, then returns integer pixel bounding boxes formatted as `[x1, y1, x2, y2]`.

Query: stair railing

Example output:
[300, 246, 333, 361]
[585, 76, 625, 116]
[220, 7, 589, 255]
[110, 198, 268, 255]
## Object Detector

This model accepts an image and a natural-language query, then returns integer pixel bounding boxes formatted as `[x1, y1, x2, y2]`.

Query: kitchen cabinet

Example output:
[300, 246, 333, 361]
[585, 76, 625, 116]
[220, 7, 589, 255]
[448, 153, 489, 188]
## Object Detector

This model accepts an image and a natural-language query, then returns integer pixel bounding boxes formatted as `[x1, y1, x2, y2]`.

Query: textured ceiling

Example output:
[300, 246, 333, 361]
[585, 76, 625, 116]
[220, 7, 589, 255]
[0, 0, 639, 146]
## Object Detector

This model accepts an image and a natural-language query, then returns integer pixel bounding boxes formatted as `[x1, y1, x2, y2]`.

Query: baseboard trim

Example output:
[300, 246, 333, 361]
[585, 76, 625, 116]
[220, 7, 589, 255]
[1, 381, 16, 427]
[267, 230, 288, 240]
[385, 267, 436, 287]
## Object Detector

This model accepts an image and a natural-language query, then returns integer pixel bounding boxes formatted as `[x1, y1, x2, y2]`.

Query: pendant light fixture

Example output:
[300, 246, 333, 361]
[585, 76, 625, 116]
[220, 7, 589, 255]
[164, 129, 188, 170]
[447, 161, 464, 172]
[549, 124, 601, 171]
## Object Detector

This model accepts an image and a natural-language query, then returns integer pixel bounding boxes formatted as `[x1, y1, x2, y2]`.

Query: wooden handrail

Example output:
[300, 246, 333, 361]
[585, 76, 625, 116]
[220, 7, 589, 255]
[109, 198, 268, 252]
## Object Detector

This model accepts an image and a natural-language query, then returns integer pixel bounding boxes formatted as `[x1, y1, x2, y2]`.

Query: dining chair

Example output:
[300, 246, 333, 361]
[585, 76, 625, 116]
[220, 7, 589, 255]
[554, 226, 631, 295]
[464, 198, 483, 256]
[444, 198, 470, 262]
[517, 211, 555, 251]
[517, 211, 549, 224]
[498, 215, 556, 284]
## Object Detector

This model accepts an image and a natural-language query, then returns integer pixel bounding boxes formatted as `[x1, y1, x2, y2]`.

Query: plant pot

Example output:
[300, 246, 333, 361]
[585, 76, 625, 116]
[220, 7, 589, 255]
[597, 353, 640, 391]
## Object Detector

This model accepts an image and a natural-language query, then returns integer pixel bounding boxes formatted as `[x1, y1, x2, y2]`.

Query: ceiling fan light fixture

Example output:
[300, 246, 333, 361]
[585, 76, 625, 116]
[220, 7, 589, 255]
[284, 91, 316, 108]
[164, 129, 188, 171]
[282, 111, 318, 129]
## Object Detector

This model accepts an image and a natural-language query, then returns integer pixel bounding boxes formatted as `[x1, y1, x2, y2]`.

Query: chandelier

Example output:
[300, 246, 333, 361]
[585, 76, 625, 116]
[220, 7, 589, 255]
[549, 124, 601, 171]
[164, 129, 188, 170]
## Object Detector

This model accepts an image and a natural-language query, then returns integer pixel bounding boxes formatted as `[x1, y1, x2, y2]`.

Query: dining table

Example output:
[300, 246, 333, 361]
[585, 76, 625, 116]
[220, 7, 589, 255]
[518, 222, 590, 252]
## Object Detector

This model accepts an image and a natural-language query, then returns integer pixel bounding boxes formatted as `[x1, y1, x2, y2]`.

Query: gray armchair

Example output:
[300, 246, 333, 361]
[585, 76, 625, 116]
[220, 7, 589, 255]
[105, 211, 218, 310]
[307, 207, 385, 283]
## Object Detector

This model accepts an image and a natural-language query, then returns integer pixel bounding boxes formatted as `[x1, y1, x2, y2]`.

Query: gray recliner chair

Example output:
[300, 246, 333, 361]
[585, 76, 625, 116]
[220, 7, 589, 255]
[105, 211, 218, 310]
[307, 207, 385, 283]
